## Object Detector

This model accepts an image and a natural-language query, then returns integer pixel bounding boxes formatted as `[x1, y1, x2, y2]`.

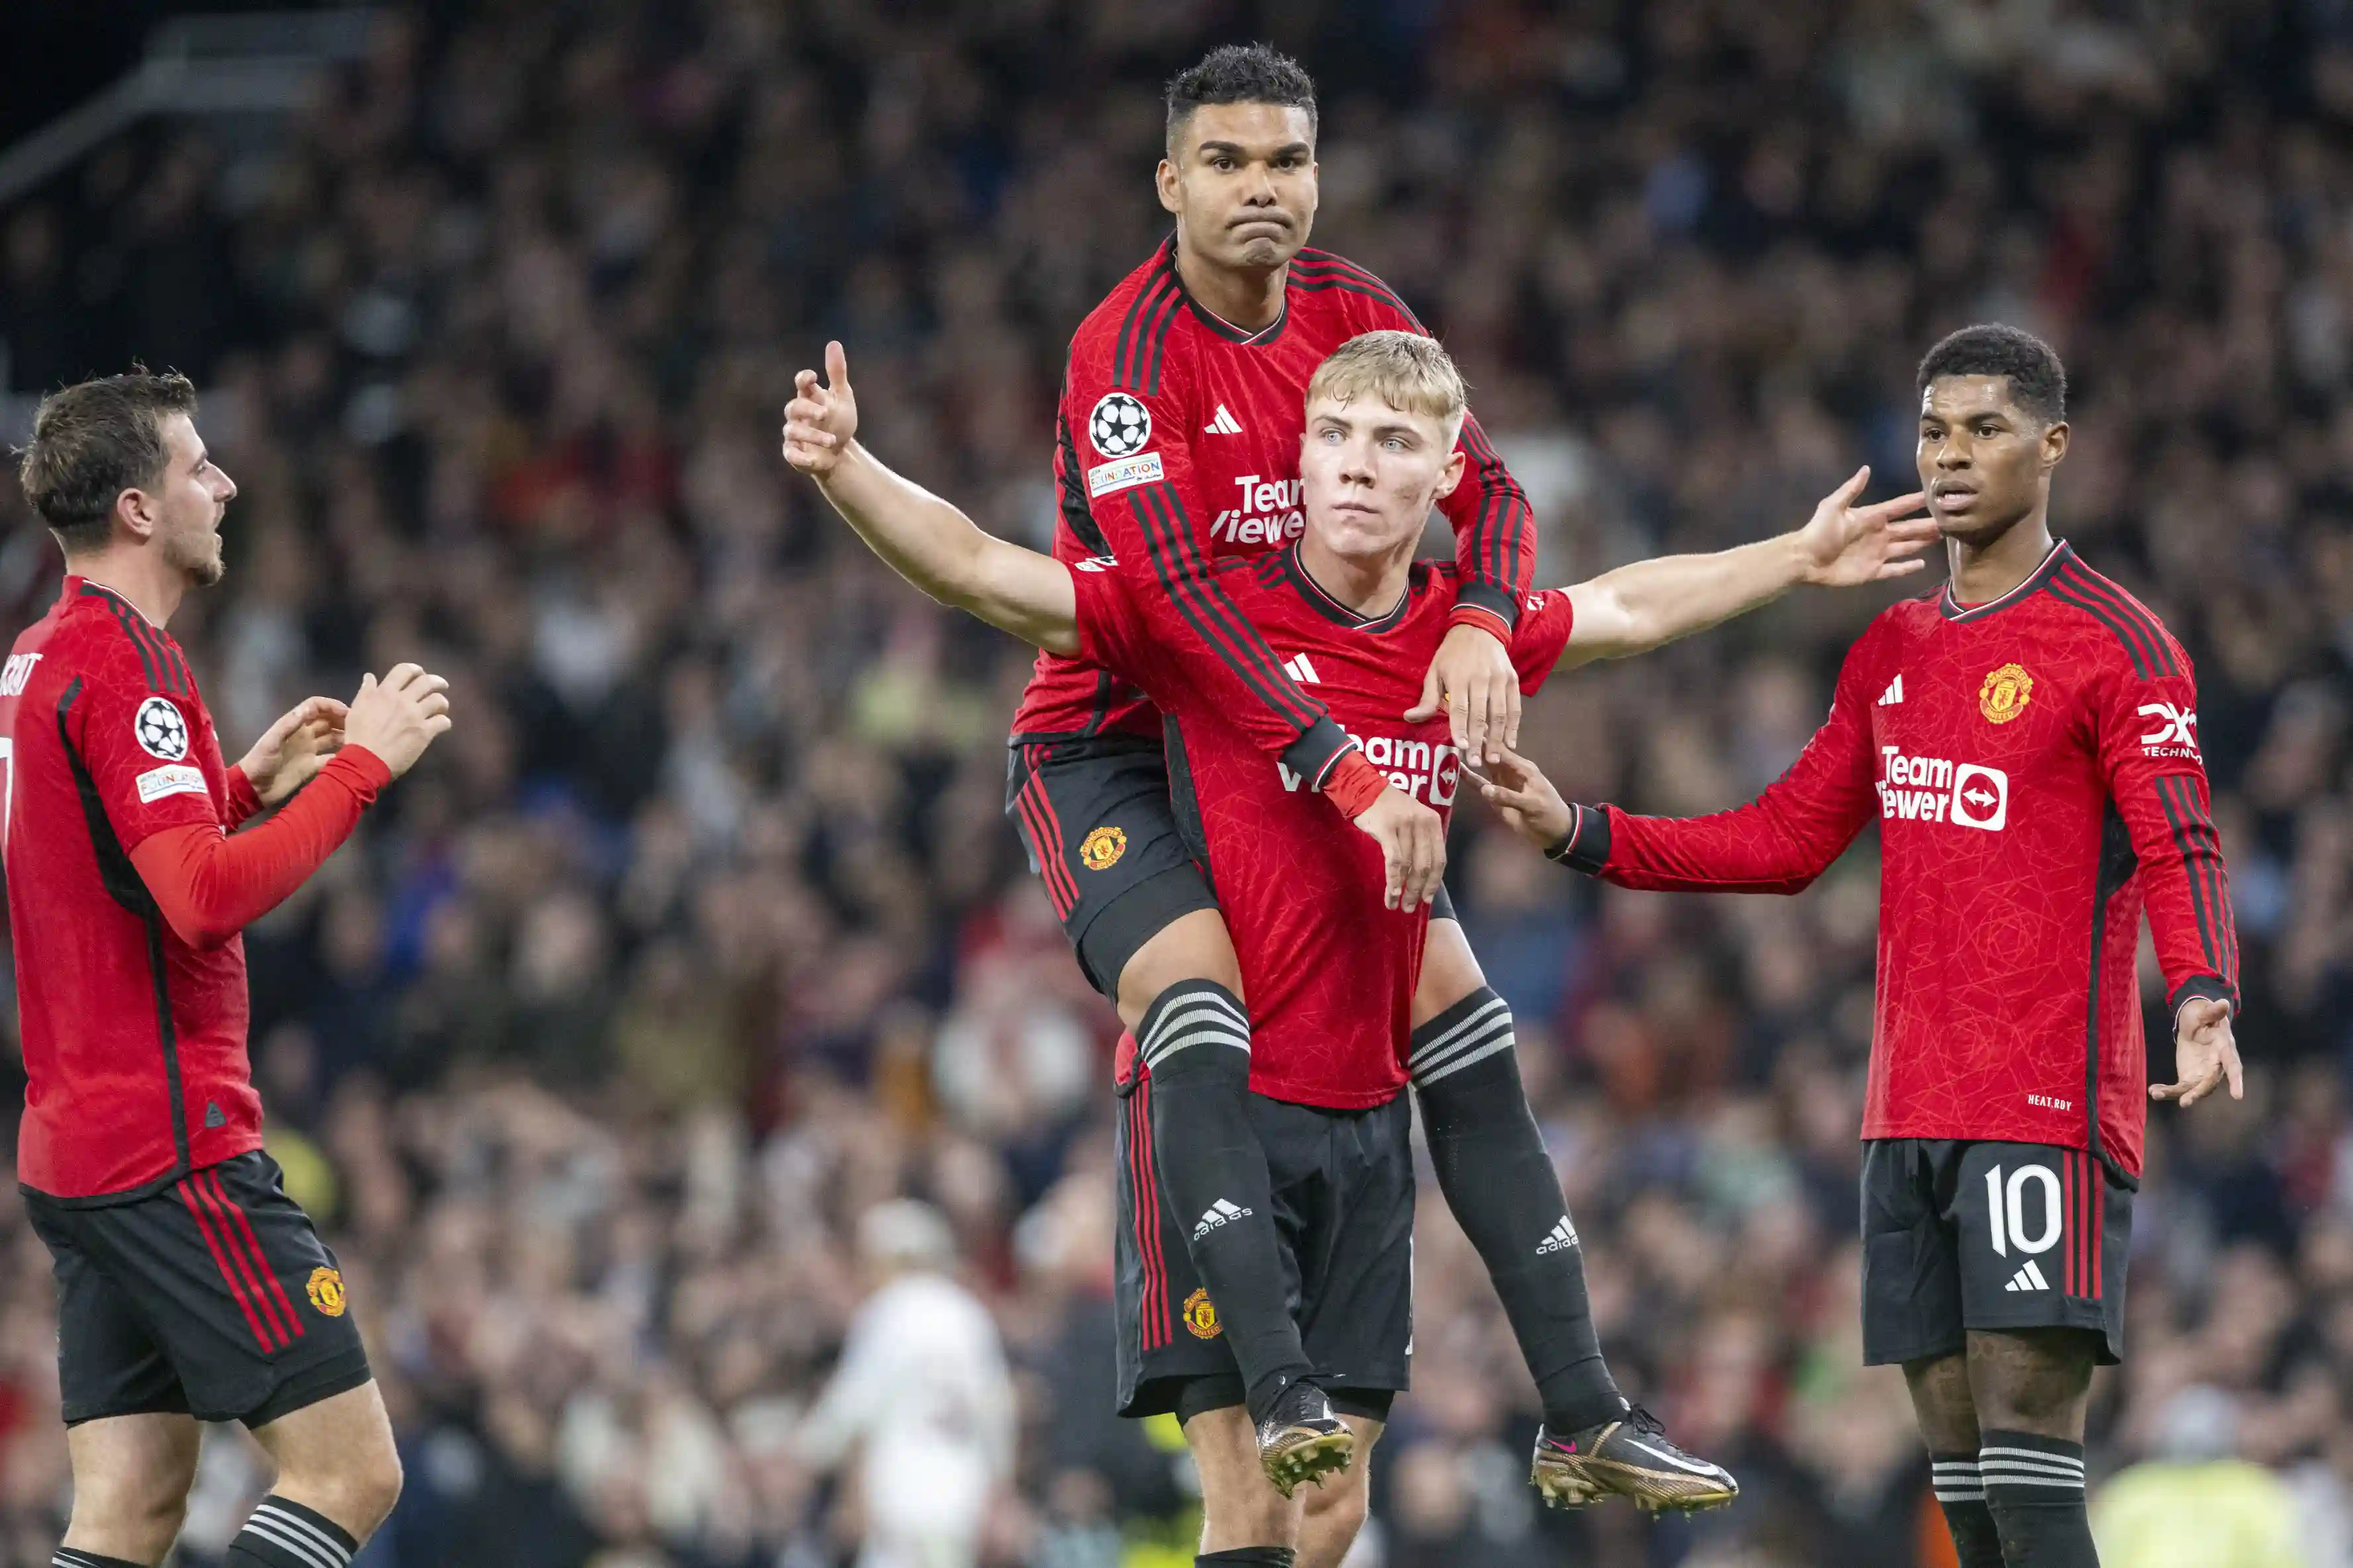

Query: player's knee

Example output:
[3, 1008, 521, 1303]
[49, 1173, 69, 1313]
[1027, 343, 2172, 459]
[1116, 909, 1243, 1023]
[72, 1477, 189, 1557]
[282, 1440, 405, 1538]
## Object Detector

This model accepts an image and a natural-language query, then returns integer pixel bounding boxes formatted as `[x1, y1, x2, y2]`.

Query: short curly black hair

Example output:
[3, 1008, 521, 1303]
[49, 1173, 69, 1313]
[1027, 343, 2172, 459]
[1165, 44, 1318, 154]
[1917, 324, 2067, 426]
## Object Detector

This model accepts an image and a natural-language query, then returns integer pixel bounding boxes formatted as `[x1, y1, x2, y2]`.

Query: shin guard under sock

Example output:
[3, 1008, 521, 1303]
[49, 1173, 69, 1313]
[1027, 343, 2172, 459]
[1981, 1430, 2097, 1567]
[226, 1496, 358, 1568]
[1412, 988, 1626, 1434]
[1139, 981, 1312, 1424]
[1931, 1454, 2008, 1567]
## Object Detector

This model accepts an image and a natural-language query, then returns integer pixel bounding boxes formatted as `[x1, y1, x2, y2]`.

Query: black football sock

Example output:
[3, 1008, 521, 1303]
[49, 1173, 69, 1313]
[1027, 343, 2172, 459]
[1412, 989, 1627, 1434]
[54, 1551, 146, 1568]
[1931, 1454, 2007, 1568]
[226, 1496, 359, 1568]
[1138, 982, 1313, 1426]
[1198, 1549, 1296, 1567]
[1981, 1430, 2097, 1567]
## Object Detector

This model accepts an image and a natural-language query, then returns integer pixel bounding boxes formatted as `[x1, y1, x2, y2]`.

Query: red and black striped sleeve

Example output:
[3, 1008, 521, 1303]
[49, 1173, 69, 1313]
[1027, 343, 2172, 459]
[1292, 249, 1538, 637]
[2064, 567, 2240, 1015]
[1063, 274, 1359, 788]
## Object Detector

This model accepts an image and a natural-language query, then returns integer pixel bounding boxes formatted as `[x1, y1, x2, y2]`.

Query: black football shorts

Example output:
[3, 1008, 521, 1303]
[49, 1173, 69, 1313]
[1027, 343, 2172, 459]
[1860, 1138, 2133, 1367]
[24, 1150, 373, 1427]
[1110, 1064, 1414, 1420]
[1006, 733, 1453, 997]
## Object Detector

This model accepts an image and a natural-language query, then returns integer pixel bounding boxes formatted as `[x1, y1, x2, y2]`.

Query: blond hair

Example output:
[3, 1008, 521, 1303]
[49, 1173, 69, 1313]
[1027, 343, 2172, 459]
[1304, 330, 1468, 433]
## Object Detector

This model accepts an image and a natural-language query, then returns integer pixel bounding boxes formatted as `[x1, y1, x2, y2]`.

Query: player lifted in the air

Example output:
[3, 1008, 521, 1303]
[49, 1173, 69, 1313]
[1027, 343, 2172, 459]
[1000, 40, 1700, 1504]
[785, 329, 1933, 1563]
[5, 371, 451, 1568]
[1474, 325, 2241, 1568]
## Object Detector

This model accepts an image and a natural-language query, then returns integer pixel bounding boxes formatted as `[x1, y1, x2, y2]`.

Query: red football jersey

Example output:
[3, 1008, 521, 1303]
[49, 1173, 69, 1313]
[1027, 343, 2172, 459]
[1567, 544, 2234, 1175]
[1012, 238, 1537, 788]
[2, 579, 262, 1198]
[1077, 549, 1575, 1107]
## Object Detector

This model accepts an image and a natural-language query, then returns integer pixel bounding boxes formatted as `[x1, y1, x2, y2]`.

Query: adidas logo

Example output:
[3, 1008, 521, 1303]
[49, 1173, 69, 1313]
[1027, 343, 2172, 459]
[1193, 1198, 1254, 1240]
[1878, 674, 1905, 706]
[1282, 653, 1321, 684]
[2005, 1260, 2051, 1293]
[1536, 1217, 1580, 1255]
[1204, 404, 1244, 436]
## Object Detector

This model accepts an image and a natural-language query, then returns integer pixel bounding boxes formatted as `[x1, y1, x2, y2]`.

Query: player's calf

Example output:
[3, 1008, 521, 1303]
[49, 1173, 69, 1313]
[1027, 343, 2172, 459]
[1185, 1401, 1381, 1568]
[1970, 1327, 2100, 1568]
[232, 1381, 403, 1566]
[1904, 1352, 2005, 1568]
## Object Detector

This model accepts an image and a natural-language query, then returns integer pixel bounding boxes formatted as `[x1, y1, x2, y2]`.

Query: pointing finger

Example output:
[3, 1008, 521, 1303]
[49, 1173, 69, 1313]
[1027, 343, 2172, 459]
[826, 339, 851, 392]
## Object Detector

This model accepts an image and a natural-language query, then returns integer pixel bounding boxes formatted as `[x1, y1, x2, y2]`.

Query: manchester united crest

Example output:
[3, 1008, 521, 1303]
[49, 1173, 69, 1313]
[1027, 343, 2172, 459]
[1080, 825, 1127, 871]
[307, 1266, 348, 1317]
[1979, 663, 2034, 725]
[1182, 1287, 1222, 1340]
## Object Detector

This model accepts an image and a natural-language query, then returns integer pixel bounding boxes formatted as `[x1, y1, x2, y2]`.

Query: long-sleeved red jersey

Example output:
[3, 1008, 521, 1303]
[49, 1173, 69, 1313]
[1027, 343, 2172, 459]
[3, 578, 386, 1199]
[1010, 238, 1537, 788]
[1555, 543, 2235, 1176]
[1077, 551, 1576, 1107]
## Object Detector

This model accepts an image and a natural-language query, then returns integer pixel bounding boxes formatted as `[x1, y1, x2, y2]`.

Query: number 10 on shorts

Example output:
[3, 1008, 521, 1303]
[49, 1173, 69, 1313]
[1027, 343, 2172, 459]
[1984, 1162, 2062, 1257]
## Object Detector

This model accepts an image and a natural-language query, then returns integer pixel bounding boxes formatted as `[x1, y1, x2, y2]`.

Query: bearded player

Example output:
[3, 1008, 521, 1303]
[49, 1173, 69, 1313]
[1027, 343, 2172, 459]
[1001, 42, 1702, 1502]
[787, 330, 1935, 1562]
[1473, 325, 2241, 1568]
[5, 371, 450, 1568]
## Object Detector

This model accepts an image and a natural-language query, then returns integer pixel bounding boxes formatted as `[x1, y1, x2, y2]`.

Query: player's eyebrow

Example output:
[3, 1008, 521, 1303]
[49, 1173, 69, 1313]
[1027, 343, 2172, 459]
[1196, 139, 1311, 162]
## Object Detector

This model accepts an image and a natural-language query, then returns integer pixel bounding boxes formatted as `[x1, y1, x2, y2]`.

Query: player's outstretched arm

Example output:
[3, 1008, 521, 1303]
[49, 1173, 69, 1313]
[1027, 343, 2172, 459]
[1559, 468, 1933, 668]
[1483, 629, 1888, 893]
[785, 342, 1079, 655]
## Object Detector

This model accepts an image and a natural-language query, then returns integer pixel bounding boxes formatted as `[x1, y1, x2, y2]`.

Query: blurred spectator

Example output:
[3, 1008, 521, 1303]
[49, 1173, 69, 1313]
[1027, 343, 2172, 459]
[799, 1201, 1016, 1568]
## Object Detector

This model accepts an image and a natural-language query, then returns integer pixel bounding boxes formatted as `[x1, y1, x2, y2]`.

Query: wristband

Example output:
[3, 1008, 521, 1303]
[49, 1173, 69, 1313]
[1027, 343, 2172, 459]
[1447, 602, 1512, 643]
[1321, 749, 1388, 819]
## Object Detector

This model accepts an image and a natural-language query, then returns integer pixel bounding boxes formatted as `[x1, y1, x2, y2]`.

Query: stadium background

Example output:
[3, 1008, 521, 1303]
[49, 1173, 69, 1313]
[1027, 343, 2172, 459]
[1, 1, 2349, 1564]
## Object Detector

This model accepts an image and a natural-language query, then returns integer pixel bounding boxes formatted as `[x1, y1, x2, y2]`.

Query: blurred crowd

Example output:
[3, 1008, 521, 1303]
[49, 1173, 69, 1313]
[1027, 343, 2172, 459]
[1, 1, 2350, 1564]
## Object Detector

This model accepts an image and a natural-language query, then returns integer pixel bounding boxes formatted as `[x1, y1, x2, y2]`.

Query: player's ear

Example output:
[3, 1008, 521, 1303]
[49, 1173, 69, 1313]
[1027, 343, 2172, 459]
[1431, 446, 1468, 502]
[2040, 419, 2070, 472]
[1156, 158, 1182, 217]
[112, 484, 158, 545]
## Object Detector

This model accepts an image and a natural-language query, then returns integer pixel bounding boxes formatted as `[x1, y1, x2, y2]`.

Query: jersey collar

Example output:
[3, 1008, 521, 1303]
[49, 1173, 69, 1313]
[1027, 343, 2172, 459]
[1276, 543, 1421, 632]
[1939, 539, 2072, 623]
[1159, 235, 1289, 347]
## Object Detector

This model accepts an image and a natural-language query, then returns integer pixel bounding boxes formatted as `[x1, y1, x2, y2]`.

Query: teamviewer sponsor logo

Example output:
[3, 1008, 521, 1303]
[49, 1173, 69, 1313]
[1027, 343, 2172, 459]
[1193, 1199, 1254, 1241]
[1279, 729, 1459, 806]
[1211, 474, 1306, 546]
[1877, 748, 2009, 832]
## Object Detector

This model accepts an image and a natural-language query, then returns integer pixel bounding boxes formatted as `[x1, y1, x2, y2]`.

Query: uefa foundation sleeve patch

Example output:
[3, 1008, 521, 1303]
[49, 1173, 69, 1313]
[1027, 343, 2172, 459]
[136, 764, 208, 804]
[1088, 451, 1165, 497]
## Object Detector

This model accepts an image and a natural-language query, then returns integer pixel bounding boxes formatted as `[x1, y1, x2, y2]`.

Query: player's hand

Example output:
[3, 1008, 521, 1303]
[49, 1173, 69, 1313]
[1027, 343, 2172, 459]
[1351, 785, 1447, 912]
[342, 663, 452, 780]
[2150, 997, 2243, 1109]
[1407, 622, 1520, 766]
[1465, 745, 1575, 849]
[236, 696, 350, 806]
[1795, 467, 1938, 588]
[783, 340, 859, 478]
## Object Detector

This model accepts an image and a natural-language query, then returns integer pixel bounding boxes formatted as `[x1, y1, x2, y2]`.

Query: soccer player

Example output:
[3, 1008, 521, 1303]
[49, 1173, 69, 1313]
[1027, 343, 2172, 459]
[1005, 40, 1680, 1499]
[785, 330, 1933, 1561]
[4, 371, 451, 1568]
[1471, 324, 2242, 1568]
